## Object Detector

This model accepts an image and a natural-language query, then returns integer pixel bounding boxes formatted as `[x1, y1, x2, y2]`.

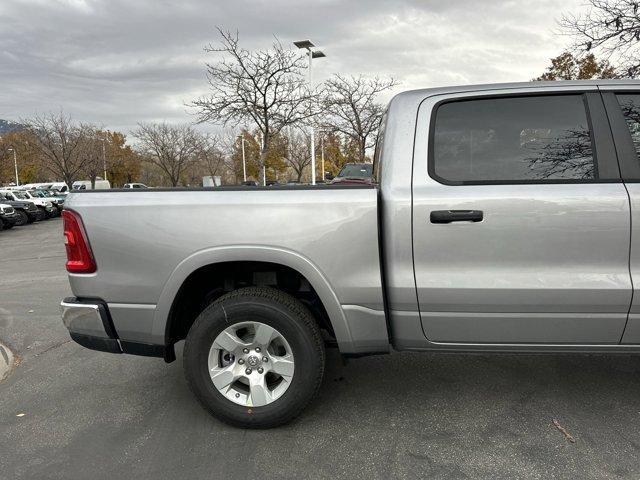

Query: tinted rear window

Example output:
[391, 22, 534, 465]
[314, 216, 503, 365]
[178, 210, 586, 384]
[432, 95, 596, 183]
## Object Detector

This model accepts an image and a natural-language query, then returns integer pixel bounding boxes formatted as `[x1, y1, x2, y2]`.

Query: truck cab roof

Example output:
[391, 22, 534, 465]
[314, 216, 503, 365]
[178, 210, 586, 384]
[393, 79, 640, 103]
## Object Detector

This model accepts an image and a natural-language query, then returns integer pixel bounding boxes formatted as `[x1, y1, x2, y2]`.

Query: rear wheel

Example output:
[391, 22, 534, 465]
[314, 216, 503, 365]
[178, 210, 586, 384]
[183, 286, 325, 428]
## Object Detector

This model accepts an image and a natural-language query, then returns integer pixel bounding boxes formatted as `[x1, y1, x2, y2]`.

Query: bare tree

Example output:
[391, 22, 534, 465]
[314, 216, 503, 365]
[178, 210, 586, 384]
[199, 134, 227, 180]
[25, 112, 93, 187]
[560, 0, 640, 77]
[80, 128, 108, 188]
[322, 74, 397, 161]
[133, 123, 203, 187]
[284, 129, 312, 182]
[190, 28, 319, 181]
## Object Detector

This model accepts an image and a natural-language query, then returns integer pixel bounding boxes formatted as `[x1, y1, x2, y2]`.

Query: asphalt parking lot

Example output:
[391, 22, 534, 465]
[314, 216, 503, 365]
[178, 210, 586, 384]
[2, 219, 640, 479]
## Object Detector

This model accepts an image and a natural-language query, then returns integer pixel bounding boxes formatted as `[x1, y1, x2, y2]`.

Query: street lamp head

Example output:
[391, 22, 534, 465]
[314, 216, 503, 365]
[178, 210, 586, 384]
[311, 50, 326, 59]
[293, 40, 315, 49]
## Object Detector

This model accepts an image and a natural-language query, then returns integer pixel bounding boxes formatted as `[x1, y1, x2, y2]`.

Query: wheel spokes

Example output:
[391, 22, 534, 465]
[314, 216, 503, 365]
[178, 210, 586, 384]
[213, 329, 247, 353]
[248, 374, 272, 407]
[209, 364, 237, 391]
[253, 323, 277, 346]
[270, 354, 295, 380]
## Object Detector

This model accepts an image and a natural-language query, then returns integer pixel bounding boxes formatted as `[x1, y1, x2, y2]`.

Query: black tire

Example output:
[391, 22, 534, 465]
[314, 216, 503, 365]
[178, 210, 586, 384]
[183, 286, 325, 428]
[3, 221, 13, 230]
[37, 207, 47, 220]
[14, 210, 28, 226]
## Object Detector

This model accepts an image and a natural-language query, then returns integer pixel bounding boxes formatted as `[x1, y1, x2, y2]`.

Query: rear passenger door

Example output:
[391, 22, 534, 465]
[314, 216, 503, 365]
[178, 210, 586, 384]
[603, 89, 640, 345]
[412, 87, 632, 344]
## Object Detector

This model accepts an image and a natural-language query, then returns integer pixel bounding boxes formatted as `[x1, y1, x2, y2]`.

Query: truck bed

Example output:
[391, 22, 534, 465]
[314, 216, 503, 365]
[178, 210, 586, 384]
[65, 186, 387, 353]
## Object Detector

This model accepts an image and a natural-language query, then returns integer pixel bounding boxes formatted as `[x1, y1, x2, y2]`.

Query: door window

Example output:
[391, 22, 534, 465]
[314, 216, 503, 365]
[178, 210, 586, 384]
[431, 95, 596, 184]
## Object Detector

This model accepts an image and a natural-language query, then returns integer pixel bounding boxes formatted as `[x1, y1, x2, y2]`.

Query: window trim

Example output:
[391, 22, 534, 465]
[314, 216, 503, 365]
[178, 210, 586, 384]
[601, 90, 640, 182]
[427, 92, 620, 186]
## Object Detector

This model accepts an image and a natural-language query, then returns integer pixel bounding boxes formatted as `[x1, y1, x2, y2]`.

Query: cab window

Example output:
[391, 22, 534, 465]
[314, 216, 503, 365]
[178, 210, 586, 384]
[431, 95, 596, 184]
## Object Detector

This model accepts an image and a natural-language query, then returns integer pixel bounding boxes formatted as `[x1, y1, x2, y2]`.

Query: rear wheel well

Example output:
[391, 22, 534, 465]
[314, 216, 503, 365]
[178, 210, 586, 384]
[166, 261, 335, 346]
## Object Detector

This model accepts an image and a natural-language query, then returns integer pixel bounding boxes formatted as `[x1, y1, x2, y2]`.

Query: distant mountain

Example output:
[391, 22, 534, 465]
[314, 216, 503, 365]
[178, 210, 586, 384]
[0, 119, 27, 135]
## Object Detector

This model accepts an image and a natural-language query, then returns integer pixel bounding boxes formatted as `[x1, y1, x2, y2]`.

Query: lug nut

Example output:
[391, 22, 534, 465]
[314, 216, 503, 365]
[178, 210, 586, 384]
[245, 368, 252, 375]
[258, 367, 264, 374]
[262, 356, 268, 362]
[255, 347, 261, 353]
[235, 393, 240, 398]
[238, 358, 245, 365]
[243, 348, 249, 354]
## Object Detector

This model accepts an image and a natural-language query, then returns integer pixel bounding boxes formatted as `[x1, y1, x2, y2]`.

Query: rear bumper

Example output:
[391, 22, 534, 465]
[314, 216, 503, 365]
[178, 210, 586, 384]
[61, 298, 116, 338]
[61, 297, 172, 360]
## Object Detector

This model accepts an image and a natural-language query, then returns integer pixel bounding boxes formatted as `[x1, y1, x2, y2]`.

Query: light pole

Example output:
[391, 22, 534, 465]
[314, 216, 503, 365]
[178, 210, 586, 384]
[238, 134, 247, 182]
[7, 148, 18, 186]
[320, 133, 325, 182]
[101, 139, 107, 181]
[294, 40, 325, 185]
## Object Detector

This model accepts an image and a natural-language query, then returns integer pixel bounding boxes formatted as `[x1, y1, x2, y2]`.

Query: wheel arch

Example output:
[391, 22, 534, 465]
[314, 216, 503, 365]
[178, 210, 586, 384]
[153, 245, 353, 351]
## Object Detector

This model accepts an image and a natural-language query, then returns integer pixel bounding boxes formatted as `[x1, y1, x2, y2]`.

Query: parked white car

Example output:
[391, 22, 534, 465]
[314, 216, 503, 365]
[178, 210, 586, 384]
[21, 190, 62, 216]
[123, 183, 148, 189]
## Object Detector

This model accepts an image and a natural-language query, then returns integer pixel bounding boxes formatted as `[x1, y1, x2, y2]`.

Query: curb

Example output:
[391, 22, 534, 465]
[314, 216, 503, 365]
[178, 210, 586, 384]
[0, 342, 15, 382]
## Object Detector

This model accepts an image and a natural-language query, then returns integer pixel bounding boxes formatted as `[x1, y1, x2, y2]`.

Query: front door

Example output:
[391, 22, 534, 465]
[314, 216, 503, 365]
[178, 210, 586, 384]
[412, 89, 632, 344]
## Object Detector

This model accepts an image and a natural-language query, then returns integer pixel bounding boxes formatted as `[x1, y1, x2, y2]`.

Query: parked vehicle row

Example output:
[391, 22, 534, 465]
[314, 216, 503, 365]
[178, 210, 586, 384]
[22, 180, 118, 191]
[21, 182, 70, 193]
[237, 165, 374, 187]
[0, 187, 65, 232]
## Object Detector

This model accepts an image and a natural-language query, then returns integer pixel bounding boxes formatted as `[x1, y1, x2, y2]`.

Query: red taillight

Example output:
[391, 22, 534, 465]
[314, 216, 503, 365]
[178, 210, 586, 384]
[62, 210, 96, 274]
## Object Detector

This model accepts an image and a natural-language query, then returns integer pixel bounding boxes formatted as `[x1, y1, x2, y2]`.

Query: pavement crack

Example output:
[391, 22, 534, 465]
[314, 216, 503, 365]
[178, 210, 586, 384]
[552, 419, 576, 443]
[34, 339, 72, 357]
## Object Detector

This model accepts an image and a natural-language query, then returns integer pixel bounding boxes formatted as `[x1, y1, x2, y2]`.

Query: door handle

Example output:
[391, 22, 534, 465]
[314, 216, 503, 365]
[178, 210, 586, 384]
[430, 210, 483, 224]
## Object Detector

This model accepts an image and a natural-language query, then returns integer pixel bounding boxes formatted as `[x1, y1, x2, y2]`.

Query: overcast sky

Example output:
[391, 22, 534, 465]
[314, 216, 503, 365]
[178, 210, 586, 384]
[0, 0, 584, 135]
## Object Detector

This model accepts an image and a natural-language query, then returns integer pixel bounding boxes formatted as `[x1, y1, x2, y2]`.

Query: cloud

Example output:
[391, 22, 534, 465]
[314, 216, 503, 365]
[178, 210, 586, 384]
[0, 0, 583, 135]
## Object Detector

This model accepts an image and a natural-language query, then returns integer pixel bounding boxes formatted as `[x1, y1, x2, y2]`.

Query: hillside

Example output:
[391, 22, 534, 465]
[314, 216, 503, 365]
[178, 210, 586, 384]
[0, 119, 26, 134]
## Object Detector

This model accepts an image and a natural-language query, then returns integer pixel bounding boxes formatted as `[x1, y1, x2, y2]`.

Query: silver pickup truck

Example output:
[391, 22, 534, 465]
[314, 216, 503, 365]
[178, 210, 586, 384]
[61, 80, 640, 428]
